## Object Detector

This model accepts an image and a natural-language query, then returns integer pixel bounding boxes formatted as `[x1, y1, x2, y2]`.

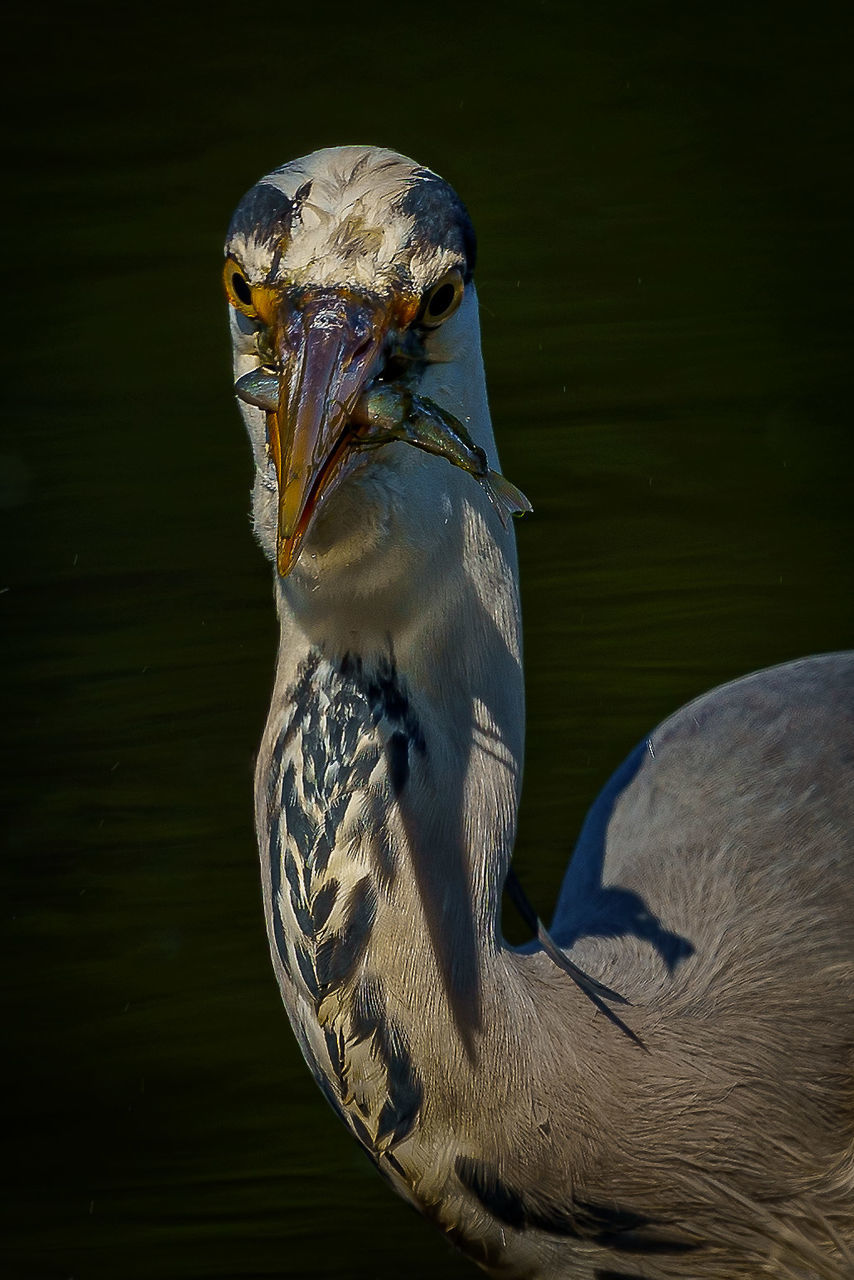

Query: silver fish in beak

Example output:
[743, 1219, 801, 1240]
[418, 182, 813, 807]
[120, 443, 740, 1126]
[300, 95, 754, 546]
[349, 384, 532, 527]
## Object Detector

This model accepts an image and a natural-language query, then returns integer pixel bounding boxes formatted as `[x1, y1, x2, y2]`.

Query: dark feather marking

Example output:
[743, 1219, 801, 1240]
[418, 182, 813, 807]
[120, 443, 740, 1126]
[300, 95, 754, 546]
[387, 731, 410, 794]
[311, 879, 339, 931]
[337, 652, 427, 798]
[571, 1199, 691, 1252]
[310, 1062, 344, 1118]
[599, 1230, 699, 1256]
[324, 791, 353, 848]
[454, 1159, 697, 1254]
[290, 890, 314, 938]
[595, 1272, 647, 1280]
[315, 876, 378, 991]
[346, 980, 423, 1146]
[281, 651, 322, 744]
[365, 662, 408, 723]
[269, 808, 281, 866]
[394, 170, 478, 281]
[348, 1109, 374, 1150]
[281, 766, 316, 862]
[309, 832, 332, 878]
[371, 817, 397, 889]
[383, 1150, 408, 1180]
[227, 182, 293, 248]
[291, 180, 313, 222]
[283, 849, 302, 901]
[368, 658, 426, 747]
[302, 755, 318, 808]
[283, 849, 313, 936]
[348, 153, 371, 181]
[338, 650, 362, 681]
[456, 1156, 526, 1230]
[573, 1199, 650, 1235]
[375, 1085, 421, 1148]
[303, 706, 328, 794]
[339, 712, 363, 761]
[294, 943, 320, 1001]
[280, 759, 297, 806]
[377, 1019, 415, 1080]
[339, 653, 425, 744]
[268, 733, 287, 810]
[350, 976, 385, 1043]
[322, 755, 342, 793]
[270, 728, 287, 774]
[267, 813, 291, 973]
[374, 1019, 423, 1146]
[324, 1027, 346, 1092]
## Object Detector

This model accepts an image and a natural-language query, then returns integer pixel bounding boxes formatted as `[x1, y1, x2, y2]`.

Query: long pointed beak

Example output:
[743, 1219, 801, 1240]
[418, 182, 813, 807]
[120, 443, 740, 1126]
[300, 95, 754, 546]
[269, 290, 389, 576]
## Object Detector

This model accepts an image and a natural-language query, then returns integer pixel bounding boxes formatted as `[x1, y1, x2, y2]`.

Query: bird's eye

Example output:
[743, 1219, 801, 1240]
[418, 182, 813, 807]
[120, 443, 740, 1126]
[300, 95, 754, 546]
[420, 269, 464, 328]
[223, 259, 258, 318]
[232, 272, 252, 306]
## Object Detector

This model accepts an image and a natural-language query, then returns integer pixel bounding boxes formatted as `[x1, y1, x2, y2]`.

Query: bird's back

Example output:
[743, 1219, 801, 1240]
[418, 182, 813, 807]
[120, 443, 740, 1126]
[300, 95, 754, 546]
[537, 654, 854, 1276]
[553, 652, 854, 1006]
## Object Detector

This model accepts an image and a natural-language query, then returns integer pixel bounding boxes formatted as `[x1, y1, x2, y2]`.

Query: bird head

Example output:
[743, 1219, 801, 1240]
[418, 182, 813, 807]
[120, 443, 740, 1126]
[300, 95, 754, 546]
[224, 146, 483, 579]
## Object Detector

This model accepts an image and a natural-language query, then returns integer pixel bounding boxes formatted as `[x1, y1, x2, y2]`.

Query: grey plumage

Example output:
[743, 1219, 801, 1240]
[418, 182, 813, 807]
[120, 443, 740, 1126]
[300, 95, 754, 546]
[225, 146, 854, 1278]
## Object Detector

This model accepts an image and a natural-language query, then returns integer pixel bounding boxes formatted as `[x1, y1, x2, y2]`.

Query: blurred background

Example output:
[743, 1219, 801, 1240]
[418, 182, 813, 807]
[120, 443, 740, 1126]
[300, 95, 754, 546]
[2, 1, 852, 1276]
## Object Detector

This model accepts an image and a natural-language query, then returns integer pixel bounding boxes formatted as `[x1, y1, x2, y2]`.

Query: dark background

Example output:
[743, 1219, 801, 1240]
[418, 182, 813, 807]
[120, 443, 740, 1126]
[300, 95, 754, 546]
[2, 2, 852, 1277]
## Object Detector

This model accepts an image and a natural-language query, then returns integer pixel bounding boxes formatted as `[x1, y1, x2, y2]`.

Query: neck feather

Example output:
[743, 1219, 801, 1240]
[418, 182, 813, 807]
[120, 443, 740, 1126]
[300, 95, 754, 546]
[253, 429, 534, 1181]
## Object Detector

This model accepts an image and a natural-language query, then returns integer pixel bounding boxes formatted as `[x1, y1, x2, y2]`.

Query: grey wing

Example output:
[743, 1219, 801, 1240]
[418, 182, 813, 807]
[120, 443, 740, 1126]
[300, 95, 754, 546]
[550, 652, 854, 1007]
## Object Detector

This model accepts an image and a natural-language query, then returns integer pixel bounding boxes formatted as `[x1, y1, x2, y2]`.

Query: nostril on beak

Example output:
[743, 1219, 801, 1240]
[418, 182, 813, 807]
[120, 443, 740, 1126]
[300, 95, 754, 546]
[349, 322, 373, 361]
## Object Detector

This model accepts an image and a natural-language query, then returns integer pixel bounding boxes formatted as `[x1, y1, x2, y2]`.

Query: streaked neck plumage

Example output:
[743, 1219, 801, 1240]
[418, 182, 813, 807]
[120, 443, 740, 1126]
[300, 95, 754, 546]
[256, 284, 525, 929]
[250, 288, 540, 1239]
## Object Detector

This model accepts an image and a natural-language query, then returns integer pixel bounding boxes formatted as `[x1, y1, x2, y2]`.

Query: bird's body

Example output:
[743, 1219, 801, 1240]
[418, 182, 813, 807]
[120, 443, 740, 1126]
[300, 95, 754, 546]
[225, 146, 854, 1278]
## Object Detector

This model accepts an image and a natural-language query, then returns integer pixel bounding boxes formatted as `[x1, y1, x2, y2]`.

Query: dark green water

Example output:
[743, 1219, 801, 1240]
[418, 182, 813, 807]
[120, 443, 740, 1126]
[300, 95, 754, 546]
[2, 3, 852, 1277]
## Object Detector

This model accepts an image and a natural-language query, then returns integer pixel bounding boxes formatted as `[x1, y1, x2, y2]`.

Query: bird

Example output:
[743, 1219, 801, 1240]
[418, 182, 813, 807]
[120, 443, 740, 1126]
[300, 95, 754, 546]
[223, 145, 854, 1279]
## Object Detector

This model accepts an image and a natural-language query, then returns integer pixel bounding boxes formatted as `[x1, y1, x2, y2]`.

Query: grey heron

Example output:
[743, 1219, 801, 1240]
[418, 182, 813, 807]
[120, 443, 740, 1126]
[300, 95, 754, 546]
[224, 146, 854, 1279]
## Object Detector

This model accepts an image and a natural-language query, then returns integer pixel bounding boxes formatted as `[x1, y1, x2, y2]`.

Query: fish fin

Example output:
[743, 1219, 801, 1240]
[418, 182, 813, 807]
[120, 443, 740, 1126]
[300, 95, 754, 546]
[479, 470, 533, 528]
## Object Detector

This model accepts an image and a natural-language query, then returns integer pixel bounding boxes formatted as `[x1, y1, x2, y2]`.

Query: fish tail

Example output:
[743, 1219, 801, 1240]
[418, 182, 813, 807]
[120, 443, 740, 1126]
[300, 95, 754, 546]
[479, 470, 533, 528]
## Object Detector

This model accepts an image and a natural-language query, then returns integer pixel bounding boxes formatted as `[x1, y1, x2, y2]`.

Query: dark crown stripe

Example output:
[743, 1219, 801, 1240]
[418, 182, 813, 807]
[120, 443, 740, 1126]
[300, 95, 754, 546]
[227, 181, 293, 248]
[394, 169, 477, 280]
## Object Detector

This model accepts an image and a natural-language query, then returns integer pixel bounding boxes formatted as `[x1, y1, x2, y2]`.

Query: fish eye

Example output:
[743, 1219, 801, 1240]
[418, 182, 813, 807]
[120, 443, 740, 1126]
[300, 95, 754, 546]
[420, 269, 464, 328]
[223, 259, 258, 318]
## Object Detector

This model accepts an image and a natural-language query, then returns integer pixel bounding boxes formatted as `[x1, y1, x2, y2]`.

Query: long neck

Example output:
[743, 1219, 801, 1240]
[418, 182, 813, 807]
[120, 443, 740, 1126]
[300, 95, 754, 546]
[254, 287, 527, 1009]
[250, 304, 633, 1270]
[257, 478, 526, 1018]
[254, 489, 536, 1225]
[250, 292, 557, 1204]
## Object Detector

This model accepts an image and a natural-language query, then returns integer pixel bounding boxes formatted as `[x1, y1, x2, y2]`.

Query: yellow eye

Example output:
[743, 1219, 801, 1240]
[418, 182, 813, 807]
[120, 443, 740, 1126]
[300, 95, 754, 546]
[223, 259, 258, 318]
[420, 269, 464, 328]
